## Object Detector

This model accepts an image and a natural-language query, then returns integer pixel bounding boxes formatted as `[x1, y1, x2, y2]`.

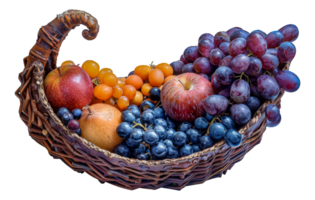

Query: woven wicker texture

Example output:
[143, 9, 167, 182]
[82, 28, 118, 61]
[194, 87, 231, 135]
[15, 9, 289, 190]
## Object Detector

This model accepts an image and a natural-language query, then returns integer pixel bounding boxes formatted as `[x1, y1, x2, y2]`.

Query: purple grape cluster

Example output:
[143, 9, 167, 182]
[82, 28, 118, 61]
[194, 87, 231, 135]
[168, 24, 300, 135]
[56, 107, 82, 135]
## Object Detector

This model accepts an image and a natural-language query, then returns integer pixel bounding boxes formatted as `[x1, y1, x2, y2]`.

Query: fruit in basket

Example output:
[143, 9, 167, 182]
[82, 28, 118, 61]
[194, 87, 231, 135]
[161, 73, 214, 122]
[279, 24, 299, 42]
[61, 60, 75, 66]
[44, 65, 94, 111]
[67, 119, 80, 132]
[71, 109, 82, 120]
[98, 68, 113, 80]
[125, 75, 143, 90]
[180, 145, 193, 157]
[149, 69, 164, 87]
[170, 61, 185, 75]
[148, 87, 161, 101]
[257, 75, 280, 100]
[224, 129, 243, 147]
[129, 91, 144, 106]
[62, 113, 74, 126]
[246, 32, 267, 57]
[155, 63, 174, 77]
[277, 42, 296, 63]
[79, 104, 123, 152]
[122, 85, 136, 100]
[134, 65, 152, 81]
[94, 84, 113, 101]
[203, 95, 229, 116]
[230, 104, 251, 125]
[82, 60, 100, 79]
[266, 105, 280, 122]
[274, 70, 300, 92]
[117, 96, 130, 110]
[100, 73, 118, 87]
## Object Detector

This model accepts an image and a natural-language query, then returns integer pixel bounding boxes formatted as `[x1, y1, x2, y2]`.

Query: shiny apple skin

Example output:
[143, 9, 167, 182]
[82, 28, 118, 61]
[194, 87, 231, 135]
[44, 65, 94, 111]
[161, 73, 214, 122]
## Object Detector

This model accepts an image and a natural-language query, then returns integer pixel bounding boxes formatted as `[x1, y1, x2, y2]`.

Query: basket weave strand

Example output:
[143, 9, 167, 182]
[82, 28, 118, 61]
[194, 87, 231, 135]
[16, 9, 289, 190]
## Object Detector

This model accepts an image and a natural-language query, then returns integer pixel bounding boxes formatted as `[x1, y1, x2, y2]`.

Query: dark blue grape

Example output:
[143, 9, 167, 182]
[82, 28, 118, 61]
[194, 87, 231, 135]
[173, 131, 187, 147]
[166, 118, 176, 129]
[114, 144, 131, 157]
[250, 84, 261, 98]
[219, 42, 230, 56]
[140, 100, 155, 111]
[127, 107, 140, 118]
[180, 145, 193, 157]
[116, 122, 133, 139]
[140, 111, 155, 126]
[209, 123, 227, 141]
[128, 71, 135, 76]
[154, 125, 166, 140]
[277, 42, 296, 63]
[166, 128, 176, 140]
[186, 129, 202, 144]
[209, 48, 225, 66]
[166, 146, 179, 159]
[199, 135, 214, 150]
[218, 85, 231, 98]
[153, 107, 165, 118]
[76, 128, 81, 136]
[162, 139, 174, 147]
[136, 153, 148, 160]
[247, 32, 267, 57]
[71, 109, 82, 120]
[149, 87, 161, 101]
[143, 129, 159, 145]
[193, 57, 212, 74]
[224, 129, 243, 147]
[122, 110, 136, 123]
[230, 54, 250, 74]
[214, 31, 230, 47]
[219, 55, 233, 68]
[211, 75, 226, 93]
[178, 122, 192, 132]
[192, 145, 201, 153]
[199, 33, 214, 41]
[194, 117, 209, 130]
[204, 113, 215, 122]
[132, 143, 147, 157]
[221, 116, 236, 130]
[126, 138, 139, 148]
[57, 107, 70, 119]
[127, 105, 138, 110]
[130, 128, 144, 143]
[151, 142, 168, 158]
[62, 113, 73, 126]
[154, 118, 167, 129]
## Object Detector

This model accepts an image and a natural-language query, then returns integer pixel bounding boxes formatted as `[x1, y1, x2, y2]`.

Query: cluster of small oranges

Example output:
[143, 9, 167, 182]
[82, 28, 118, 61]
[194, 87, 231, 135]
[61, 60, 177, 111]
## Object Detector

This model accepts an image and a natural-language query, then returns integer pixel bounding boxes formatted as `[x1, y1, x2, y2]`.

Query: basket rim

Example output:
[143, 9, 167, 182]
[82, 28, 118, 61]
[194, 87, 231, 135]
[37, 62, 290, 166]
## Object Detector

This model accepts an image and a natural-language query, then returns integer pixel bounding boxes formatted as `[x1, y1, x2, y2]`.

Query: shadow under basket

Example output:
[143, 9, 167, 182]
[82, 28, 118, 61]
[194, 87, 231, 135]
[15, 9, 290, 190]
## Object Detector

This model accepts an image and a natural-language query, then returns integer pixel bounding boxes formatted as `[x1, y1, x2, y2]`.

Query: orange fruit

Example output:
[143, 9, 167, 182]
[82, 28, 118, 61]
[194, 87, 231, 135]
[122, 85, 137, 100]
[134, 65, 152, 81]
[141, 83, 153, 96]
[125, 75, 143, 90]
[130, 91, 143, 106]
[79, 104, 123, 152]
[112, 85, 123, 99]
[94, 84, 113, 101]
[155, 63, 173, 77]
[117, 78, 126, 88]
[101, 73, 118, 87]
[82, 60, 100, 79]
[163, 75, 176, 84]
[104, 97, 115, 106]
[98, 68, 113, 81]
[61, 60, 75, 66]
[117, 96, 129, 110]
[148, 69, 164, 87]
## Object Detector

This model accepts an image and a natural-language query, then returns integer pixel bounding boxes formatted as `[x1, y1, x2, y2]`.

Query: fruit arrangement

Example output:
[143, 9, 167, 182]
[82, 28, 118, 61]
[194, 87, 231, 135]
[17, 10, 302, 190]
[44, 24, 300, 161]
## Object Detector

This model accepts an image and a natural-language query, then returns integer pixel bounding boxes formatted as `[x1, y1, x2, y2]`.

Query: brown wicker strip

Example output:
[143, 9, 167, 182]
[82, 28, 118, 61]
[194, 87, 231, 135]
[16, 9, 290, 190]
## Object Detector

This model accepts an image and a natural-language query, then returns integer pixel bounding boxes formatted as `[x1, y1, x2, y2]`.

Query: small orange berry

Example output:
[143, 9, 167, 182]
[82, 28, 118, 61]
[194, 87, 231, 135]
[112, 85, 123, 99]
[94, 84, 113, 101]
[101, 73, 118, 87]
[98, 68, 113, 80]
[134, 65, 152, 81]
[104, 97, 115, 106]
[82, 60, 100, 79]
[61, 60, 75, 66]
[155, 63, 173, 77]
[148, 69, 164, 87]
[125, 75, 143, 90]
[141, 83, 153, 96]
[122, 85, 137, 100]
[130, 91, 143, 106]
[117, 96, 130, 110]
[163, 75, 176, 84]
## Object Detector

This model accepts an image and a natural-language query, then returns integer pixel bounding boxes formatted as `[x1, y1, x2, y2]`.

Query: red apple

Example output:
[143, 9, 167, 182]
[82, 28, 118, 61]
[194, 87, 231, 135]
[44, 65, 94, 111]
[161, 73, 214, 122]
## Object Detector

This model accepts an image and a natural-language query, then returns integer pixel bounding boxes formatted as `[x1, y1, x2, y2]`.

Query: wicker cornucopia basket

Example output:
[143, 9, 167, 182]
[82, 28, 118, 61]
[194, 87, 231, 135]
[16, 9, 289, 190]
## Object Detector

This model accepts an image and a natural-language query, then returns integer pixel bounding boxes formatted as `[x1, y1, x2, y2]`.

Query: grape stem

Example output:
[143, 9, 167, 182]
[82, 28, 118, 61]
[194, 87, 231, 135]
[133, 121, 147, 131]
[264, 70, 273, 76]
